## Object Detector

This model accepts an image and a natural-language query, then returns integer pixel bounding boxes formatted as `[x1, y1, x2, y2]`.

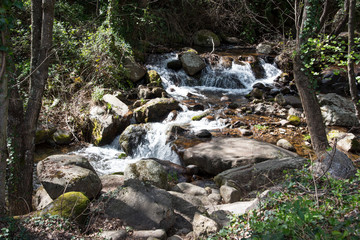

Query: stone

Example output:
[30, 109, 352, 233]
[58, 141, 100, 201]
[171, 182, 208, 196]
[168, 191, 211, 230]
[100, 230, 127, 240]
[183, 137, 300, 175]
[287, 115, 301, 126]
[132, 229, 167, 239]
[327, 130, 360, 152]
[250, 58, 266, 79]
[100, 174, 125, 194]
[37, 154, 102, 200]
[194, 129, 212, 138]
[318, 70, 349, 96]
[90, 105, 131, 146]
[167, 235, 183, 240]
[104, 179, 175, 230]
[134, 98, 180, 123]
[35, 125, 56, 144]
[102, 94, 129, 116]
[138, 85, 166, 99]
[276, 139, 296, 152]
[147, 70, 162, 87]
[52, 129, 72, 145]
[283, 95, 302, 108]
[256, 43, 272, 55]
[193, 29, 221, 47]
[312, 149, 356, 179]
[124, 159, 168, 189]
[214, 157, 306, 195]
[119, 124, 148, 155]
[220, 185, 241, 204]
[167, 59, 183, 71]
[124, 57, 147, 82]
[318, 93, 359, 127]
[288, 108, 303, 118]
[192, 213, 220, 238]
[180, 52, 206, 76]
[239, 128, 253, 136]
[250, 88, 264, 99]
[33, 186, 53, 211]
[40, 192, 90, 224]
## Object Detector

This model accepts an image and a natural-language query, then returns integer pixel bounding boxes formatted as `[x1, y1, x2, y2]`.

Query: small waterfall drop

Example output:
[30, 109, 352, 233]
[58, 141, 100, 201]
[76, 50, 282, 175]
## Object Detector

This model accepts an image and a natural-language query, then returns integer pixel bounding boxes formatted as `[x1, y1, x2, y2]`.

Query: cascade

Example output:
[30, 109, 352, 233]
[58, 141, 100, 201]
[75, 51, 282, 175]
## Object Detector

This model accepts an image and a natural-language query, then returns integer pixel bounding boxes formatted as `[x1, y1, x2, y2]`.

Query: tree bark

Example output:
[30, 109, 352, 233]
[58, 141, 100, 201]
[7, 0, 55, 215]
[347, 0, 360, 122]
[0, 30, 8, 216]
[293, 0, 329, 157]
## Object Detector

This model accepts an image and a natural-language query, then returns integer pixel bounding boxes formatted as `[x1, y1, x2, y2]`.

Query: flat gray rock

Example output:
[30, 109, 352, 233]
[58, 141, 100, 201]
[183, 137, 300, 175]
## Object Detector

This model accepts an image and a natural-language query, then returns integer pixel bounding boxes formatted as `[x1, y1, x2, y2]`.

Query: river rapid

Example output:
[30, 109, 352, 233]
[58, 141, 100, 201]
[75, 49, 282, 175]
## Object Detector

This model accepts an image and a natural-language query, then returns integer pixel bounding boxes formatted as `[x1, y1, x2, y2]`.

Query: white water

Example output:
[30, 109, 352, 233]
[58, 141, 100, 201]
[75, 52, 282, 175]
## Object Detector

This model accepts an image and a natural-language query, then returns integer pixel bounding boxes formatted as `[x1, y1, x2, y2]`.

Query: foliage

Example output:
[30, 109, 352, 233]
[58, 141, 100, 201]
[301, 35, 360, 85]
[209, 167, 360, 239]
[254, 124, 269, 130]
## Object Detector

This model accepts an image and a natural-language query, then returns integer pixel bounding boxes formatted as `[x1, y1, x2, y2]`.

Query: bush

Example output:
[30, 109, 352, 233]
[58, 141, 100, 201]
[209, 166, 360, 239]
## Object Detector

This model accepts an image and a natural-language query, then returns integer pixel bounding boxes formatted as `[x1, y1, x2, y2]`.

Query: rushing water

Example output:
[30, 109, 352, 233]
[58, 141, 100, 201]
[75, 51, 282, 175]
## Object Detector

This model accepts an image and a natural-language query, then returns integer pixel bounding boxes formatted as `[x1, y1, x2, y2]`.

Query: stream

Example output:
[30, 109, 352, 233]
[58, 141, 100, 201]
[75, 49, 282, 175]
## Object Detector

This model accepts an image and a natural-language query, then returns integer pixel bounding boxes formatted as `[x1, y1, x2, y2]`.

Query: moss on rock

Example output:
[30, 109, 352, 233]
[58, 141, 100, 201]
[287, 115, 301, 126]
[41, 191, 90, 224]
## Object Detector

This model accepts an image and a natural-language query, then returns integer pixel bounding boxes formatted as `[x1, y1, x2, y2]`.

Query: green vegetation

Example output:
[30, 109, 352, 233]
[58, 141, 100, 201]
[254, 124, 269, 130]
[209, 167, 360, 239]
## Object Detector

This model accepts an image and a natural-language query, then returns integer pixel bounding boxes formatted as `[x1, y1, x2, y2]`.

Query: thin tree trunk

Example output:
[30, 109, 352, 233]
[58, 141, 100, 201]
[347, 0, 360, 121]
[7, 0, 55, 215]
[293, 55, 329, 156]
[293, 0, 329, 157]
[0, 30, 8, 216]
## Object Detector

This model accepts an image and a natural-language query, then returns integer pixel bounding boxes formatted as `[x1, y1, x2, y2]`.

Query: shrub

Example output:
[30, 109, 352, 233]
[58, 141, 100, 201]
[209, 166, 360, 239]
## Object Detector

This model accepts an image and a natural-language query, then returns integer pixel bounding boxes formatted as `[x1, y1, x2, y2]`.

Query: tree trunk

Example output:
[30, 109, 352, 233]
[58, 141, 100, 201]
[293, 0, 329, 157]
[293, 54, 329, 156]
[347, 0, 360, 122]
[7, 0, 55, 215]
[0, 31, 8, 216]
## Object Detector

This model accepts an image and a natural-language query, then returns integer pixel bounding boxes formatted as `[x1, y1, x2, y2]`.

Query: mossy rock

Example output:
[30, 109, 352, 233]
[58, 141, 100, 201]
[287, 115, 301, 126]
[35, 128, 56, 144]
[147, 70, 162, 87]
[52, 130, 73, 145]
[192, 112, 209, 121]
[193, 30, 221, 47]
[41, 192, 90, 224]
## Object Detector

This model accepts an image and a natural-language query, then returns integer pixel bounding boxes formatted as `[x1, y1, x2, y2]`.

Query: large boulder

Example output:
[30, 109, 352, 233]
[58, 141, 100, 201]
[183, 137, 300, 175]
[104, 179, 175, 230]
[123, 56, 147, 82]
[193, 29, 221, 47]
[89, 105, 131, 146]
[119, 124, 148, 155]
[318, 93, 359, 127]
[133, 97, 180, 123]
[37, 154, 102, 200]
[312, 149, 356, 179]
[40, 192, 90, 224]
[180, 52, 206, 76]
[124, 159, 169, 189]
[214, 157, 306, 195]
